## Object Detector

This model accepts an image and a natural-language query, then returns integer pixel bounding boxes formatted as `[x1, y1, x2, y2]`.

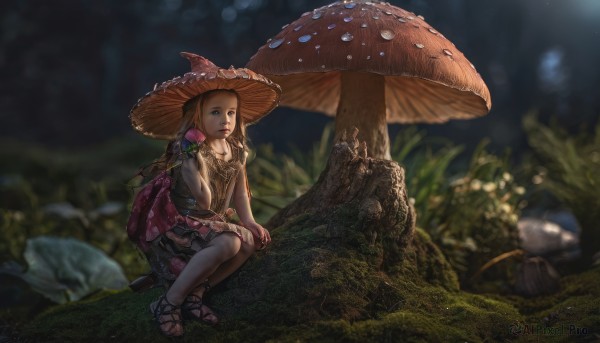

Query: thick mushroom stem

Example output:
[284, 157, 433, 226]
[334, 71, 391, 160]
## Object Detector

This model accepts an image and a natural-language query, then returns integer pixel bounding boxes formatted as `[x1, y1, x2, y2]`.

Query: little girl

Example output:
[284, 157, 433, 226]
[127, 52, 281, 337]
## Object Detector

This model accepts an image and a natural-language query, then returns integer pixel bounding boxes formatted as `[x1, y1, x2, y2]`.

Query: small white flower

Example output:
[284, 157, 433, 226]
[500, 203, 512, 213]
[470, 179, 482, 191]
[483, 182, 497, 192]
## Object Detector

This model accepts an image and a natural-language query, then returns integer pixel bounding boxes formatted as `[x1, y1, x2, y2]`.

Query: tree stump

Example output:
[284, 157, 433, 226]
[267, 127, 415, 267]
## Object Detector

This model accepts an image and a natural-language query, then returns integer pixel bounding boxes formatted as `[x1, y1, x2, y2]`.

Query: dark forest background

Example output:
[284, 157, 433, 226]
[1, 0, 599, 154]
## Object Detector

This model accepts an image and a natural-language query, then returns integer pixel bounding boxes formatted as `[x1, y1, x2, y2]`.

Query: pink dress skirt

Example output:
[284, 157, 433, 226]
[126, 171, 255, 284]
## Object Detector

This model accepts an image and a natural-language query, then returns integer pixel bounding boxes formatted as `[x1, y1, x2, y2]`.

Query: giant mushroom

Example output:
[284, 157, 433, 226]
[247, 0, 491, 159]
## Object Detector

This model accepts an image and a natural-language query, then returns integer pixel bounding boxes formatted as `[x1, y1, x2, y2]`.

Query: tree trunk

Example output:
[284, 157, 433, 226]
[267, 127, 414, 265]
[334, 71, 391, 160]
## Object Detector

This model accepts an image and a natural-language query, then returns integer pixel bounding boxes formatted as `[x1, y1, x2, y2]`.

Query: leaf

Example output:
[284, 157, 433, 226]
[0, 236, 128, 304]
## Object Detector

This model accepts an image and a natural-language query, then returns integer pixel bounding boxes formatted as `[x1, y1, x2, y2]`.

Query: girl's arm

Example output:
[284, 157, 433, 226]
[233, 152, 271, 247]
[181, 154, 211, 210]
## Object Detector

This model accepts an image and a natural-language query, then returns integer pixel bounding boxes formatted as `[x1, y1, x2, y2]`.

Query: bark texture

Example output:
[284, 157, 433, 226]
[267, 127, 415, 266]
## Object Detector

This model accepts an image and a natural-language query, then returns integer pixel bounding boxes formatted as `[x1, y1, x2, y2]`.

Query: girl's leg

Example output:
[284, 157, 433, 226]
[167, 233, 241, 304]
[182, 241, 254, 322]
[152, 233, 240, 336]
[189, 240, 255, 298]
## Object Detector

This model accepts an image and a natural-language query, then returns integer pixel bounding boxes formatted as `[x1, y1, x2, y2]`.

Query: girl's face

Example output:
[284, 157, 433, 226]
[200, 91, 238, 140]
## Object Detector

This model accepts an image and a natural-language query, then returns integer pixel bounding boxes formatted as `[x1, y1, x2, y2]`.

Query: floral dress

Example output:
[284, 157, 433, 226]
[127, 139, 255, 285]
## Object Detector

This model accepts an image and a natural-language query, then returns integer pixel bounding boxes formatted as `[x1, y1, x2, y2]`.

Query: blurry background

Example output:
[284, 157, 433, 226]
[1, 0, 599, 153]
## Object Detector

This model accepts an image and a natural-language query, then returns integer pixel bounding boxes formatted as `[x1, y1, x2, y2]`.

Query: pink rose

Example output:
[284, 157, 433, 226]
[184, 128, 206, 144]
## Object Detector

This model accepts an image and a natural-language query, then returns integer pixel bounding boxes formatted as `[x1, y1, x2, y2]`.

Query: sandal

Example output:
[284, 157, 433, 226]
[149, 294, 184, 337]
[181, 294, 219, 326]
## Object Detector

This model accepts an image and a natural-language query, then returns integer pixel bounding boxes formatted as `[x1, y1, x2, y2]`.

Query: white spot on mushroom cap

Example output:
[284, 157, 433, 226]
[380, 29, 395, 40]
[269, 38, 284, 49]
[341, 32, 354, 42]
[298, 35, 312, 43]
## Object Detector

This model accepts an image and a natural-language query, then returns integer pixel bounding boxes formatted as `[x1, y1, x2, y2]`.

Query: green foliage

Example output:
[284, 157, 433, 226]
[429, 142, 523, 284]
[391, 129, 524, 286]
[523, 114, 600, 264]
[247, 124, 333, 223]
[0, 137, 161, 278]
[390, 127, 464, 230]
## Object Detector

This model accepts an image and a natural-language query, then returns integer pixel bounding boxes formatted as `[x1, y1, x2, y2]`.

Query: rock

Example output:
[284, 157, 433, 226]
[517, 218, 579, 257]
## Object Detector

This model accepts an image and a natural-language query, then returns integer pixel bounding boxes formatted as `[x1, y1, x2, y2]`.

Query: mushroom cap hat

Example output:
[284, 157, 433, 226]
[246, 0, 491, 123]
[131, 52, 281, 140]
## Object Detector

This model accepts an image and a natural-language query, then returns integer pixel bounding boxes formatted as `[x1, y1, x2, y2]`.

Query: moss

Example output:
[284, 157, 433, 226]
[20, 216, 524, 342]
[20, 281, 523, 342]
[16, 203, 599, 342]
[492, 266, 600, 342]
[393, 228, 460, 291]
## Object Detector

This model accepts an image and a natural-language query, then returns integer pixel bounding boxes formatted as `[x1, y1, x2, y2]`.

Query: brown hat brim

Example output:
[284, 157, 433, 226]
[130, 67, 281, 140]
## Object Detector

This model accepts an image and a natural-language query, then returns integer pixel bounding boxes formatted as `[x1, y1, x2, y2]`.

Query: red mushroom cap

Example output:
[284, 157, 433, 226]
[247, 0, 491, 123]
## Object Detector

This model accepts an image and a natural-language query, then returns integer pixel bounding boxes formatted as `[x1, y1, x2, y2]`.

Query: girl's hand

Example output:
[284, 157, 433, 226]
[244, 221, 271, 250]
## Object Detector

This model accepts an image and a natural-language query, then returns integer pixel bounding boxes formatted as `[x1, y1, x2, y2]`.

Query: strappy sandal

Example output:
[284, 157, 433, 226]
[149, 294, 184, 337]
[181, 294, 219, 325]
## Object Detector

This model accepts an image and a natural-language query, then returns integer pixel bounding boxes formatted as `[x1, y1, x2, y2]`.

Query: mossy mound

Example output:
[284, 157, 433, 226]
[207, 207, 459, 324]
[20, 280, 521, 342]
[19, 269, 600, 342]
[20, 220, 524, 342]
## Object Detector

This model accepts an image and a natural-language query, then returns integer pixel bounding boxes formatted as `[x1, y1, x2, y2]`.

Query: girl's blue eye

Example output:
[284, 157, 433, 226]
[211, 110, 220, 115]
[228, 111, 236, 116]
